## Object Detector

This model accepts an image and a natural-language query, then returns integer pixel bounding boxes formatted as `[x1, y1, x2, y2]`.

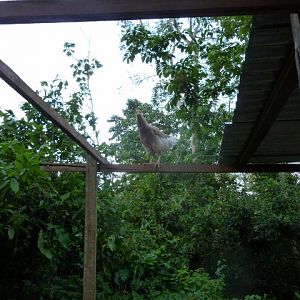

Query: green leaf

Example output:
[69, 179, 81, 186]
[56, 228, 71, 249]
[0, 180, 9, 191]
[8, 226, 15, 240]
[60, 192, 71, 201]
[10, 178, 19, 193]
[107, 235, 116, 252]
[37, 230, 53, 260]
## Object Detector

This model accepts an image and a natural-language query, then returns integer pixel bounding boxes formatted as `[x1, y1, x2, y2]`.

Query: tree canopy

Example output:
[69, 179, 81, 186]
[120, 16, 251, 163]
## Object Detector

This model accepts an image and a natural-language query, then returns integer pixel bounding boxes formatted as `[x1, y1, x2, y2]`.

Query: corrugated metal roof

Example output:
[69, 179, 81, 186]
[219, 14, 300, 164]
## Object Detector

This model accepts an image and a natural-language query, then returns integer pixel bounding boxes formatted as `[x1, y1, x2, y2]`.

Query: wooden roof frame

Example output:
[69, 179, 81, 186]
[2, 3, 300, 300]
[41, 162, 300, 173]
[0, 1, 300, 173]
[0, 0, 299, 24]
[0, 59, 109, 165]
[2, 55, 300, 173]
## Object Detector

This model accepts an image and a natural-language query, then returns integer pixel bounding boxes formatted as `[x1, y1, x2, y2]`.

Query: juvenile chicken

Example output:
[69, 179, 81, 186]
[136, 109, 177, 166]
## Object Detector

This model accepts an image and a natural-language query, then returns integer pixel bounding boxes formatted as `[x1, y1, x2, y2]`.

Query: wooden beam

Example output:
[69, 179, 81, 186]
[0, 59, 109, 165]
[100, 163, 300, 173]
[41, 163, 87, 172]
[41, 162, 300, 173]
[238, 50, 298, 164]
[0, 0, 299, 24]
[291, 14, 300, 91]
[83, 156, 97, 300]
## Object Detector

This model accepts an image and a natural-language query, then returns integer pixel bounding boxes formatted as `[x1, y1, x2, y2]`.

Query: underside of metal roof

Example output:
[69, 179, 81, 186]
[219, 15, 300, 164]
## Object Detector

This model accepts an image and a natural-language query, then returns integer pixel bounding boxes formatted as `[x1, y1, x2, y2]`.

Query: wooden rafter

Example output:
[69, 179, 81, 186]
[238, 50, 298, 164]
[0, 0, 299, 24]
[40, 162, 300, 173]
[0, 59, 109, 165]
[291, 13, 300, 91]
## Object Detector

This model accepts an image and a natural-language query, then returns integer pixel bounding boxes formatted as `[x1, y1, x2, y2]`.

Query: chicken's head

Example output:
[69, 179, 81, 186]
[135, 109, 142, 114]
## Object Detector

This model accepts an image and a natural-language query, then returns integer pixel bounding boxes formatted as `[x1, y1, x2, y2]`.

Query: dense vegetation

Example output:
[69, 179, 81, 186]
[1, 17, 300, 299]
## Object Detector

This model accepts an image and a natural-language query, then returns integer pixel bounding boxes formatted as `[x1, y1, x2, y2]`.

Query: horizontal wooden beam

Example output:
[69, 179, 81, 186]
[238, 50, 298, 164]
[0, 59, 109, 165]
[41, 162, 300, 173]
[101, 163, 300, 173]
[0, 0, 299, 24]
[41, 163, 87, 172]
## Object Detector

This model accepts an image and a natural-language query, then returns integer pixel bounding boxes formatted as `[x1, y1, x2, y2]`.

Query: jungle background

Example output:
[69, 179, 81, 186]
[0, 16, 300, 300]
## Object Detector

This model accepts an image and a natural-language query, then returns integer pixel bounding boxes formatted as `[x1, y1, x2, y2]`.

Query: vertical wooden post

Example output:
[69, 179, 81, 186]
[290, 13, 300, 91]
[83, 155, 97, 300]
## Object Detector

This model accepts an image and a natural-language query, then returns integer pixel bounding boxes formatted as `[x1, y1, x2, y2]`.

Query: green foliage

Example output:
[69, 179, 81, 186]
[0, 42, 100, 299]
[98, 115, 300, 299]
[242, 296, 268, 300]
[0, 139, 85, 299]
[121, 17, 251, 162]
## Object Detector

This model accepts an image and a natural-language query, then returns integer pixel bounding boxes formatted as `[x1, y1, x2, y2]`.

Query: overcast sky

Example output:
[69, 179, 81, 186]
[0, 21, 155, 142]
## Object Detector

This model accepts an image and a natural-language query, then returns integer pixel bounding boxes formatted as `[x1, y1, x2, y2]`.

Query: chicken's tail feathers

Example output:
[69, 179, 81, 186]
[167, 136, 178, 149]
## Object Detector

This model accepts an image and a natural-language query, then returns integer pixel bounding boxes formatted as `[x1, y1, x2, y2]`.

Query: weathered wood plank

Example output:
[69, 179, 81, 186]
[99, 163, 300, 173]
[40, 162, 300, 173]
[0, 0, 299, 24]
[0, 59, 109, 165]
[41, 163, 87, 172]
[83, 156, 97, 300]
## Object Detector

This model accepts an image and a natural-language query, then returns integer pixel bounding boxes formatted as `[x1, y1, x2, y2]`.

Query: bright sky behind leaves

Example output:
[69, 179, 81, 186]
[0, 21, 155, 142]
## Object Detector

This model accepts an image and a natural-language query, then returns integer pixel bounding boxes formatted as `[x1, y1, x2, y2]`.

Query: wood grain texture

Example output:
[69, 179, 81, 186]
[99, 163, 300, 173]
[0, 0, 299, 24]
[83, 156, 97, 300]
[40, 162, 300, 173]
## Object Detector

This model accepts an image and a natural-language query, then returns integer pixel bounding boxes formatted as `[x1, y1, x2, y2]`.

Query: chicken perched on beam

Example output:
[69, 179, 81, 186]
[136, 109, 177, 166]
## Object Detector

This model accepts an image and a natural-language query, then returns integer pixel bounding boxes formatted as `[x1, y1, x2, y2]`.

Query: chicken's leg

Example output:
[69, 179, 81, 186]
[150, 156, 153, 164]
[156, 155, 161, 167]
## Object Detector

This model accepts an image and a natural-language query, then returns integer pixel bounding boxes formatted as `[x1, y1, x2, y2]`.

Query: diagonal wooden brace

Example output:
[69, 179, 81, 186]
[0, 59, 109, 165]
